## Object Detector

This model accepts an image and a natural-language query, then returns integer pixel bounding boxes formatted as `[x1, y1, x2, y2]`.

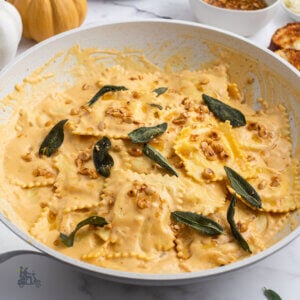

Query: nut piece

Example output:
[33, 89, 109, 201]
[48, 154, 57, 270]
[137, 198, 150, 209]
[270, 176, 280, 187]
[32, 167, 54, 178]
[172, 112, 188, 125]
[21, 152, 33, 162]
[257, 180, 267, 190]
[202, 168, 215, 180]
[127, 147, 143, 157]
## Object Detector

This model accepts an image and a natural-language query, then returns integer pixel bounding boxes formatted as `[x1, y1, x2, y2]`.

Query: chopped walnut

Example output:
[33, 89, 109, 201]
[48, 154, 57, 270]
[21, 152, 33, 162]
[70, 108, 80, 116]
[127, 189, 137, 197]
[219, 151, 229, 161]
[128, 147, 143, 157]
[137, 198, 150, 209]
[78, 151, 90, 161]
[32, 167, 54, 178]
[81, 83, 90, 90]
[181, 97, 193, 111]
[172, 112, 188, 125]
[203, 146, 218, 161]
[105, 107, 130, 121]
[44, 121, 52, 127]
[270, 176, 280, 187]
[202, 168, 215, 180]
[77, 167, 99, 179]
[236, 222, 247, 233]
[247, 122, 258, 131]
[208, 131, 221, 141]
[258, 180, 267, 190]
[132, 91, 140, 99]
[210, 141, 224, 154]
[257, 124, 267, 138]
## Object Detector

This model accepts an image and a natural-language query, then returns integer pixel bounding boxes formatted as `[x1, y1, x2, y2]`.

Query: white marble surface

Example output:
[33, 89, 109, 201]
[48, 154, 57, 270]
[1, 0, 300, 299]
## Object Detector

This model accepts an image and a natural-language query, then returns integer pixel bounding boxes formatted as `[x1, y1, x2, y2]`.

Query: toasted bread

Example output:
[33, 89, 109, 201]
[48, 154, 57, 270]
[275, 48, 300, 70]
[269, 22, 300, 51]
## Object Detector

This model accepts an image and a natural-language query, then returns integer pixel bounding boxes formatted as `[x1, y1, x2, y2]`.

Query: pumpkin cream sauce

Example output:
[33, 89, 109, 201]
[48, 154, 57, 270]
[0, 45, 299, 274]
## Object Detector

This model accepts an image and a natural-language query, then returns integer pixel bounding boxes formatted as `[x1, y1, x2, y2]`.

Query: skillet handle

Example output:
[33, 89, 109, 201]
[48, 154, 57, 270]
[0, 220, 43, 264]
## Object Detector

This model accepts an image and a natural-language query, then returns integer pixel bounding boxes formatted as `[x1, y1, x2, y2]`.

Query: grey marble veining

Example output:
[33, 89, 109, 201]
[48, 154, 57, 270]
[2, 0, 300, 299]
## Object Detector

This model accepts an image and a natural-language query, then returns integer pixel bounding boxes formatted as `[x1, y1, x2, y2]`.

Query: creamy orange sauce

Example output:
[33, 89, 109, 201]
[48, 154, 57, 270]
[0, 46, 299, 274]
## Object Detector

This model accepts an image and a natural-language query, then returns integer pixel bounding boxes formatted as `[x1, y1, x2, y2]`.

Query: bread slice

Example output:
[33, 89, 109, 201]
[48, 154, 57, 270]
[269, 22, 300, 51]
[275, 48, 300, 70]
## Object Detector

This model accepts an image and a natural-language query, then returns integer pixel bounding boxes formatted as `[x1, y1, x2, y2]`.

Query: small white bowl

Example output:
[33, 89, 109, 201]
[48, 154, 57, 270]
[281, 0, 300, 21]
[189, 0, 280, 36]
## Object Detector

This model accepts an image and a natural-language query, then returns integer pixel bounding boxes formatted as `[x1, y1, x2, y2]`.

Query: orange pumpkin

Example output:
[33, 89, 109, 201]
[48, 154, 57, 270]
[8, 0, 87, 42]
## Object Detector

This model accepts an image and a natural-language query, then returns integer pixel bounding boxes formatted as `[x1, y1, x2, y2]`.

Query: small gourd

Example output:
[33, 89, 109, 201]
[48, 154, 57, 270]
[8, 0, 87, 42]
[0, 0, 22, 69]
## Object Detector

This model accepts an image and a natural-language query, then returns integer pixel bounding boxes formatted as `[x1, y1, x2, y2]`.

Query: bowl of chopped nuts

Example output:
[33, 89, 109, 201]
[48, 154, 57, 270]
[189, 0, 280, 36]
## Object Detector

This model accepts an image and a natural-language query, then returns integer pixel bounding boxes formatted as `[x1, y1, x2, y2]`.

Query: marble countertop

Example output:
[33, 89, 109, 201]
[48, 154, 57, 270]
[1, 0, 299, 299]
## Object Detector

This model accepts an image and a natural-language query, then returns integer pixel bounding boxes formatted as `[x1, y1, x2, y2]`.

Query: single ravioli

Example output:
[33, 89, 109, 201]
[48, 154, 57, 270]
[99, 169, 181, 256]
[4, 125, 57, 188]
[240, 163, 300, 213]
[70, 90, 158, 138]
[52, 152, 105, 213]
[233, 108, 292, 171]
[174, 122, 249, 182]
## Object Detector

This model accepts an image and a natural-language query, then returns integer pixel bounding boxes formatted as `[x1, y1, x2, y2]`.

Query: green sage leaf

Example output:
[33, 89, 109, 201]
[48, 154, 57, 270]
[153, 87, 168, 97]
[143, 144, 178, 177]
[60, 216, 108, 247]
[227, 193, 252, 253]
[128, 123, 168, 143]
[39, 119, 68, 157]
[93, 137, 114, 177]
[263, 288, 282, 300]
[202, 94, 246, 127]
[87, 85, 128, 106]
[171, 211, 223, 236]
[224, 166, 262, 208]
[149, 103, 163, 110]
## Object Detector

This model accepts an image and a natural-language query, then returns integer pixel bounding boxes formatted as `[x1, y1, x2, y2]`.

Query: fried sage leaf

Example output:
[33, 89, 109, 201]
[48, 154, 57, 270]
[87, 85, 128, 106]
[149, 103, 163, 110]
[153, 87, 168, 97]
[171, 211, 223, 236]
[263, 288, 282, 300]
[39, 119, 68, 157]
[227, 193, 252, 253]
[202, 94, 246, 127]
[93, 136, 114, 177]
[224, 166, 262, 208]
[128, 122, 168, 143]
[60, 216, 108, 247]
[143, 144, 178, 177]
